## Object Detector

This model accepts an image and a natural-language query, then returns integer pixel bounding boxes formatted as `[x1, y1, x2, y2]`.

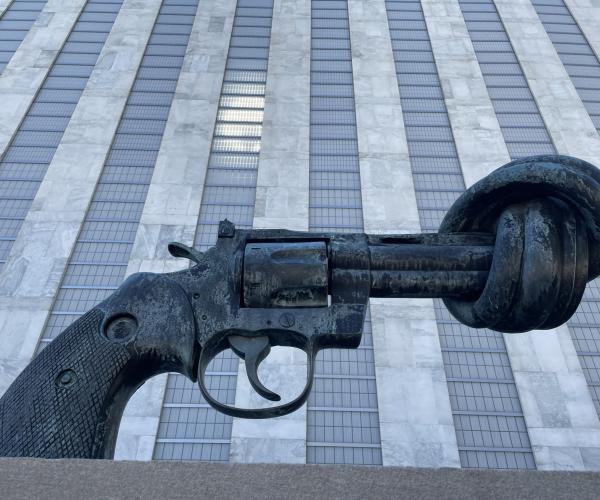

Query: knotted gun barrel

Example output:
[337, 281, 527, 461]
[243, 156, 600, 334]
[440, 155, 600, 332]
[1, 155, 600, 459]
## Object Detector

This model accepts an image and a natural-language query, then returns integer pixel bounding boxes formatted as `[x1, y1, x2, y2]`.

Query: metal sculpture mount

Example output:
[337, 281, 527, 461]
[0, 155, 599, 459]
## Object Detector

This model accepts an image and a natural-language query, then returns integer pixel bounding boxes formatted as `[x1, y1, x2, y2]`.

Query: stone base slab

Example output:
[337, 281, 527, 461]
[1, 459, 600, 499]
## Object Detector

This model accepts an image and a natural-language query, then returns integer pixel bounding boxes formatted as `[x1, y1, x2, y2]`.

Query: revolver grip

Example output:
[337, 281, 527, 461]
[0, 273, 197, 458]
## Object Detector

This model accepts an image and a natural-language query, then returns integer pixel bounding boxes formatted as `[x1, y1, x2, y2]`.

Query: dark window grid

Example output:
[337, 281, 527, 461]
[306, 445, 383, 466]
[571, 88, 600, 103]
[447, 383, 525, 413]
[455, 426, 531, 452]
[229, 37, 271, 49]
[0, 178, 40, 199]
[307, 2, 381, 466]
[386, 0, 535, 469]
[532, 0, 600, 145]
[216, 109, 265, 123]
[36, 0, 198, 344]
[310, 85, 354, 99]
[309, 173, 361, 189]
[196, 205, 254, 225]
[157, 414, 233, 441]
[156, 1, 274, 462]
[551, 45, 597, 60]
[152, 442, 230, 462]
[312, 28, 352, 39]
[0, 198, 43, 216]
[538, 20, 584, 33]
[232, 19, 272, 30]
[307, 411, 381, 445]
[204, 168, 258, 188]
[394, 51, 437, 64]
[224, 70, 269, 80]
[221, 82, 266, 95]
[310, 159, 359, 173]
[310, 382, 379, 409]
[161, 375, 238, 407]
[308, 412, 380, 432]
[459, 449, 535, 469]
[310, 209, 364, 226]
[458, 1, 557, 156]
[0, 0, 125, 267]
[454, 428, 531, 450]
[214, 130, 262, 141]
[311, 50, 352, 61]
[219, 95, 266, 109]
[311, 72, 353, 85]
[0, 217, 24, 237]
[0, 0, 48, 74]
[310, 193, 362, 210]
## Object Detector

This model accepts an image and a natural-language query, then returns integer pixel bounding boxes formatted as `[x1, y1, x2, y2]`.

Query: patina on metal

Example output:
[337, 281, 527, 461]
[0, 155, 599, 459]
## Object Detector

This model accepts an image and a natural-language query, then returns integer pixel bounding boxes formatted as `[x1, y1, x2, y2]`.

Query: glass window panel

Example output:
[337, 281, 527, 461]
[0, 0, 126, 266]
[0, 0, 47, 74]
[155, 0, 274, 462]
[307, 0, 381, 465]
[386, 0, 536, 469]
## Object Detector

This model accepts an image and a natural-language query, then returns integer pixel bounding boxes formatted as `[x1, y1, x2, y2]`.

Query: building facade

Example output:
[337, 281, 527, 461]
[1, 0, 600, 470]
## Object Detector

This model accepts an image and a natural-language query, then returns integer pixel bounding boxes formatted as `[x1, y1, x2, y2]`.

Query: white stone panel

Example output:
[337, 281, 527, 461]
[421, 0, 509, 186]
[0, 0, 12, 17]
[564, 0, 600, 62]
[114, 0, 238, 461]
[229, 0, 311, 464]
[445, 0, 600, 471]
[0, 0, 162, 396]
[504, 326, 600, 470]
[370, 299, 460, 467]
[495, 0, 600, 164]
[0, 0, 87, 156]
[348, 0, 460, 468]
[251, 0, 310, 231]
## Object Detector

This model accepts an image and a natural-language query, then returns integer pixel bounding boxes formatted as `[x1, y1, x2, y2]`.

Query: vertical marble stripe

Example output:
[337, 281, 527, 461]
[421, 0, 508, 186]
[0, 0, 87, 161]
[494, 0, 600, 162]
[117, 0, 238, 461]
[0, 0, 161, 397]
[229, 0, 311, 464]
[306, 0, 382, 466]
[458, 0, 600, 470]
[153, 0, 276, 462]
[0, 0, 13, 17]
[350, 0, 460, 468]
[423, 0, 535, 470]
[564, 0, 600, 62]
[0, 1, 48, 74]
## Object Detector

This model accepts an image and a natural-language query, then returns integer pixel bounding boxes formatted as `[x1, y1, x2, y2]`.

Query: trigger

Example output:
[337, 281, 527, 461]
[228, 336, 281, 402]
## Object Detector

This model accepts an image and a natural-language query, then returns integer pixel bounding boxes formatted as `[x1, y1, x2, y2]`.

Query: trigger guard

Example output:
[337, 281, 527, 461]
[197, 341, 316, 419]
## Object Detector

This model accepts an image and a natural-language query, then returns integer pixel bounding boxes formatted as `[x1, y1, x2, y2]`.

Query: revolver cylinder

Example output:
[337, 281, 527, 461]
[243, 241, 328, 308]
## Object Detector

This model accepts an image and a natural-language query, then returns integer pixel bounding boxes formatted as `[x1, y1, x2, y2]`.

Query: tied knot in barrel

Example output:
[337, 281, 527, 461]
[440, 155, 600, 333]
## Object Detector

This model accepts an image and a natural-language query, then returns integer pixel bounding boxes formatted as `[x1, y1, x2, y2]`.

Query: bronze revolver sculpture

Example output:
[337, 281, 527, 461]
[0, 155, 599, 458]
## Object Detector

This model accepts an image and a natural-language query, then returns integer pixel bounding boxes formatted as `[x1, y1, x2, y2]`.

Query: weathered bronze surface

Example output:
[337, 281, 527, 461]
[0, 155, 599, 458]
